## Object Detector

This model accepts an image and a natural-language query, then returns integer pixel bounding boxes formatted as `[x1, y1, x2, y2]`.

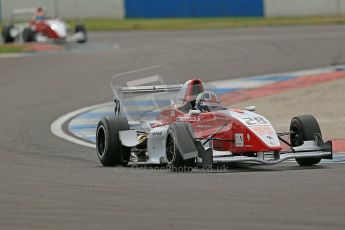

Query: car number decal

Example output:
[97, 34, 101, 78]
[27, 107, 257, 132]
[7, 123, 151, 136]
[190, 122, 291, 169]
[242, 117, 268, 126]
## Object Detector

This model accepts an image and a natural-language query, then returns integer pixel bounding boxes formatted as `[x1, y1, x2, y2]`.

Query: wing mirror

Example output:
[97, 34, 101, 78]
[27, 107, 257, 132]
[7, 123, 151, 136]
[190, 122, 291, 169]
[189, 110, 201, 115]
[244, 106, 256, 112]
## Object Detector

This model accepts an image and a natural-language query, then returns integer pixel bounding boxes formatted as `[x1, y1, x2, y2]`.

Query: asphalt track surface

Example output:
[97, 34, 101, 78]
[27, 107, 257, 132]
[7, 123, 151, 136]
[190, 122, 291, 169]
[1, 26, 345, 230]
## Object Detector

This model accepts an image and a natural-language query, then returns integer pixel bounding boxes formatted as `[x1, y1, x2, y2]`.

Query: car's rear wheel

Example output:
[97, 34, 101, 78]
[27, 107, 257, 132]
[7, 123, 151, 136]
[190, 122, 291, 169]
[96, 116, 131, 166]
[166, 123, 196, 172]
[2, 25, 15, 43]
[290, 115, 322, 166]
[22, 27, 36, 42]
[75, 24, 87, 43]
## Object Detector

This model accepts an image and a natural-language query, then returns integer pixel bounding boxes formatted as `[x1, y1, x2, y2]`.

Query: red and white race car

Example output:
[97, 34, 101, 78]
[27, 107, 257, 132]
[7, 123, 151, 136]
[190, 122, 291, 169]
[96, 66, 332, 171]
[2, 8, 87, 44]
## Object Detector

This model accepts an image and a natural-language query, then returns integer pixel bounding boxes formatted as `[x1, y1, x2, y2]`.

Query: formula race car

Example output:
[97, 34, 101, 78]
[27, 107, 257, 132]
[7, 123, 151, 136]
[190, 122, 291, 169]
[2, 8, 87, 44]
[96, 66, 332, 171]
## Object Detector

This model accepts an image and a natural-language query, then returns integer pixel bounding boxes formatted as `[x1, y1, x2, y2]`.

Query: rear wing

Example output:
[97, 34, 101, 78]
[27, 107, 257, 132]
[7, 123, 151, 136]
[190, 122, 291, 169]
[10, 8, 37, 22]
[110, 66, 182, 119]
[12, 8, 36, 15]
[112, 84, 182, 118]
[121, 84, 182, 94]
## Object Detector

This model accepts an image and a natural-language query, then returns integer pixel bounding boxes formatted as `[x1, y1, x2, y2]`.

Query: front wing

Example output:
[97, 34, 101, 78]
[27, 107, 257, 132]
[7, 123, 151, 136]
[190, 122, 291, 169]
[202, 139, 332, 166]
[213, 150, 332, 165]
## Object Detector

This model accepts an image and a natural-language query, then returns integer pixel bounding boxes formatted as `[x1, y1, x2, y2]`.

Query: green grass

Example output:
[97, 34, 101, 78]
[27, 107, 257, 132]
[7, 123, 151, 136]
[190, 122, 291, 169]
[67, 16, 345, 31]
[0, 44, 27, 54]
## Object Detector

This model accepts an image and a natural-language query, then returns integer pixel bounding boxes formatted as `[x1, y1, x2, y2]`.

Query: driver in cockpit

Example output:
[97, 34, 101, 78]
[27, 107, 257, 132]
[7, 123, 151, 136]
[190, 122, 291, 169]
[195, 91, 224, 112]
[32, 6, 46, 22]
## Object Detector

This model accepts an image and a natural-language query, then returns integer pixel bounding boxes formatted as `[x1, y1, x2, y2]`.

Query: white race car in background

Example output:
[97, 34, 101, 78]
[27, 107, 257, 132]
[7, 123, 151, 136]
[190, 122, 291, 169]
[2, 8, 87, 44]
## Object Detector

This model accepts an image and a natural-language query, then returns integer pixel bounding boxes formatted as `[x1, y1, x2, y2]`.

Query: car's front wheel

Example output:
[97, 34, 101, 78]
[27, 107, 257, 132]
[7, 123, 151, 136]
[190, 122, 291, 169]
[2, 25, 15, 43]
[166, 122, 196, 172]
[75, 24, 87, 43]
[290, 114, 322, 166]
[96, 116, 131, 166]
[22, 27, 36, 42]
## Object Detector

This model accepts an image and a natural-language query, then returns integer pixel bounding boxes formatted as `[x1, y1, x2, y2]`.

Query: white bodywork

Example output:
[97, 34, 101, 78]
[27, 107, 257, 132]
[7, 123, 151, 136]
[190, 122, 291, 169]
[147, 125, 169, 163]
[46, 19, 68, 38]
[220, 110, 281, 148]
[119, 125, 170, 164]
[119, 130, 139, 147]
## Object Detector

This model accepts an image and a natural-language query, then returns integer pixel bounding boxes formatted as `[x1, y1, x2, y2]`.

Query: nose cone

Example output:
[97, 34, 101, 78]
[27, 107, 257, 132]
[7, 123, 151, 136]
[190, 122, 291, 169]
[218, 109, 282, 151]
[47, 19, 67, 38]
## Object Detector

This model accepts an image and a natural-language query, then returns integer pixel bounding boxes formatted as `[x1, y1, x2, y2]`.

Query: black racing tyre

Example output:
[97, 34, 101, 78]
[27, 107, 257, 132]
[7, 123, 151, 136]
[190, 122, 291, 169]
[290, 114, 322, 166]
[22, 27, 35, 42]
[2, 25, 15, 43]
[75, 24, 87, 43]
[96, 116, 131, 166]
[166, 122, 196, 172]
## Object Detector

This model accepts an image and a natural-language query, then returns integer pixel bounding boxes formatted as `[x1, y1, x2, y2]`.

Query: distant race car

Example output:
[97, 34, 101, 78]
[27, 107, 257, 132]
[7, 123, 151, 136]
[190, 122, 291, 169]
[2, 8, 87, 44]
[96, 66, 332, 171]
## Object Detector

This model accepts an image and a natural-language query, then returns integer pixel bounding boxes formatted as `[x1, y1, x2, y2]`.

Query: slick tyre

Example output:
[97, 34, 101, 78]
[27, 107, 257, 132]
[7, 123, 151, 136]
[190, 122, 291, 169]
[75, 24, 87, 43]
[290, 114, 322, 166]
[2, 25, 15, 43]
[22, 27, 35, 42]
[166, 122, 196, 172]
[96, 116, 131, 166]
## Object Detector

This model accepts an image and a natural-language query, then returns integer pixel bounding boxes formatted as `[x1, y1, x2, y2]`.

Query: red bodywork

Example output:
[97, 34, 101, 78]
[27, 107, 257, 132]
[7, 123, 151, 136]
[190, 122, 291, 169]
[29, 20, 60, 39]
[156, 79, 282, 155]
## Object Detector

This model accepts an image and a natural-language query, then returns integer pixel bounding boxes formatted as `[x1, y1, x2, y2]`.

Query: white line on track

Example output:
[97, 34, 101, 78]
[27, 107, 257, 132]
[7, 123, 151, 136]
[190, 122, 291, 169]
[50, 102, 112, 148]
[0, 53, 30, 58]
[113, 43, 120, 50]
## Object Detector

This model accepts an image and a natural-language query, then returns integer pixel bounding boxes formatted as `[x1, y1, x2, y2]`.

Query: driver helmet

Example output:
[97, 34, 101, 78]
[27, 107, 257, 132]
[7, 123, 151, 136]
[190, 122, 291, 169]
[35, 7, 45, 20]
[196, 91, 221, 112]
